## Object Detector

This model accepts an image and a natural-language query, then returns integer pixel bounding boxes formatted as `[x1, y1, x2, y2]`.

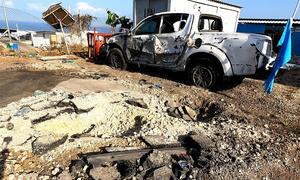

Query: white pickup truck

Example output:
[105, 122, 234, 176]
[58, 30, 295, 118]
[106, 12, 274, 89]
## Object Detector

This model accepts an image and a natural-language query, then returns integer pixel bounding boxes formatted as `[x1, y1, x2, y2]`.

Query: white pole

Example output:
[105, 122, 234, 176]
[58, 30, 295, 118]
[78, 9, 83, 46]
[2, 0, 12, 43]
[53, 12, 70, 54]
[292, 0, 300, 19]
[59, 20, 70, 54]
[16, 24, 20, 41]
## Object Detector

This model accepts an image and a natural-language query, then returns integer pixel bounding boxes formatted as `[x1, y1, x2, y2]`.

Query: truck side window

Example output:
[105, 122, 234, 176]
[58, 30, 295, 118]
[199, 16, 223, 32]
[161, 14, 188, 34]
[135, 16, 161, 35]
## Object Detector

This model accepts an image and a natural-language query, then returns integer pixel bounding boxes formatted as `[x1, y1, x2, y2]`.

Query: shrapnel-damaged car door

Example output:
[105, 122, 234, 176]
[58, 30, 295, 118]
[154, 14, 192, 65]
[126, 16, 161, 64]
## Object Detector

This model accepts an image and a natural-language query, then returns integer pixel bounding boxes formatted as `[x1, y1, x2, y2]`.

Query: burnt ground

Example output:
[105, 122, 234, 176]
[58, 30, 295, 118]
[0, 71, 69, 108]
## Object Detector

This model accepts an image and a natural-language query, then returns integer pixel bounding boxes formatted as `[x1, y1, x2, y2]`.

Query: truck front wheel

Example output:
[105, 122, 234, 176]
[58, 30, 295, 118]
[107, 48, 127, 70]
[188, 64, 219, 89]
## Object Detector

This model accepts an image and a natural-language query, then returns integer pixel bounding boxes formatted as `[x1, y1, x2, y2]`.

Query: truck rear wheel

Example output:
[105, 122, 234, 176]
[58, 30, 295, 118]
[108, 48, 127, 70]
[188, 63, 219, 89]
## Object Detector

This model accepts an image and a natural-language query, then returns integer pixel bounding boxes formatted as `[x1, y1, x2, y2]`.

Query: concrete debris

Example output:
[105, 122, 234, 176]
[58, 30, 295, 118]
[71, 124, 96, 138]
[89, 166, 121, 180]
[141, 135, 180, 148]
[188, 134, 216, 150]
[167, 105, 198, 121]
[51, 167, 63, 176]
[143, 150, 172, 169]
[164, 100, 177, 108]
[138, 79, 153, 85]
[183, 106, 198, 120]
[69, 160, 90, 179]
[32, 134, 68, 155]
[33, 90, 46, 97]
[7, 173, 39, 180]
[57, 171, 73, 180]
[167, 101, 224, 122]
[153, 166, 174, 179]
[0, 115, 11, 122]
[14, 107, 32, 117]
[29, 99, 95, 125]
[6, 122, 14, 131]
[31, 107, 75, 125]
[198, 101, 223, 122]
[125, 98, 148, 109]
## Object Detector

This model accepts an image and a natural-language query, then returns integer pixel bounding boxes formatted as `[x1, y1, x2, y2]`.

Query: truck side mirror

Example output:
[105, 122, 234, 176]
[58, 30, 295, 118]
[195, 38, 202, 48]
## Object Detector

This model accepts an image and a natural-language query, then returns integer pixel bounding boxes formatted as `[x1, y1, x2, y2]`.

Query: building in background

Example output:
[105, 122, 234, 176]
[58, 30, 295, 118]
[238, 19, 300, 64]
[31, 31, 55, 48]
[133, 0, 241, 32]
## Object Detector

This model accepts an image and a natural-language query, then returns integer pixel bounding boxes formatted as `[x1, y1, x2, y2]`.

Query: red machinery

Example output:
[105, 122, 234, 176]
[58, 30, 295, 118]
[87, 28, 113, 61]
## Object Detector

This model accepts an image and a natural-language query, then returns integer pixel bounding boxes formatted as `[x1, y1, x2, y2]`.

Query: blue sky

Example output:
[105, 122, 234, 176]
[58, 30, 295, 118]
[2, 0, 300, 19]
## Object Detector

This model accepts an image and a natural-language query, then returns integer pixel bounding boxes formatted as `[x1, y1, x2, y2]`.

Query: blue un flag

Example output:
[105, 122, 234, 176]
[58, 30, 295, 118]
[264, 19, 293, 94]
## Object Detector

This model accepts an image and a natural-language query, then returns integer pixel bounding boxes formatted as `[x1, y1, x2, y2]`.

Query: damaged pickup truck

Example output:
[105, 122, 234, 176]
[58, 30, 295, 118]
[106, 12, 274, 89]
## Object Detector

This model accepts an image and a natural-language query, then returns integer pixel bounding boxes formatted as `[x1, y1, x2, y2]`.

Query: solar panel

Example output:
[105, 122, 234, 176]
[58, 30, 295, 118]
[42, 3, 75, 29]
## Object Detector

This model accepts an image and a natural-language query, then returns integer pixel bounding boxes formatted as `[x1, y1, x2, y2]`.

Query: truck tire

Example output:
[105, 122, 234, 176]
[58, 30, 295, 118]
[108, 48, 127, 70]
[188, 63, 220, 89]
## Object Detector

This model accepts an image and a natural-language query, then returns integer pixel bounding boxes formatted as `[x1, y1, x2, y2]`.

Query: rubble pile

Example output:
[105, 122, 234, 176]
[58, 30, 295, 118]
[0, 89, 298, 179]
[0, 90, 204, 151]
[63, 119, 299, 180]
[0, 89, 203, 177]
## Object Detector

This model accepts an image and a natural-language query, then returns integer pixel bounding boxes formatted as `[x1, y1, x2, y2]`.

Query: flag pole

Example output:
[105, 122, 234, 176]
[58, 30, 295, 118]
[292, 0, 300, 19]
[264, 0, 299, 93]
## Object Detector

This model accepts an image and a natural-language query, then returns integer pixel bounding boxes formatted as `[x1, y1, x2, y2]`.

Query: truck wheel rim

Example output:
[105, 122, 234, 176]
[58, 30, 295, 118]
[193, 67, 213, 88]
[111, 53, 123, 69]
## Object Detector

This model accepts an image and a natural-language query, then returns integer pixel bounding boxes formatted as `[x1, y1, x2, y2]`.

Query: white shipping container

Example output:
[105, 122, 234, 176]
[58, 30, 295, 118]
[133, 0, 241, 32]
